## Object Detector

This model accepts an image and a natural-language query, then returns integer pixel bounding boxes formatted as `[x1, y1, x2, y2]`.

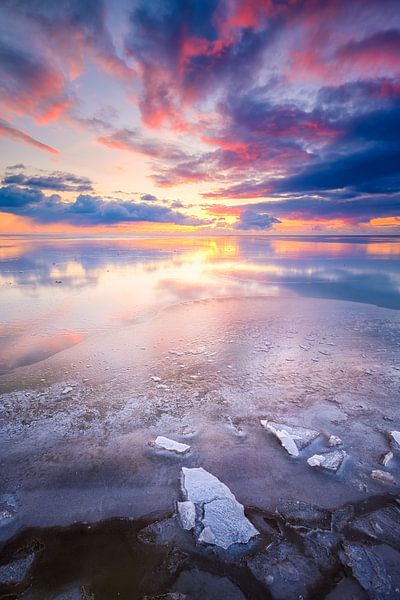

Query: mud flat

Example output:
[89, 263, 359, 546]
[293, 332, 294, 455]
[0, 296, 399, 598]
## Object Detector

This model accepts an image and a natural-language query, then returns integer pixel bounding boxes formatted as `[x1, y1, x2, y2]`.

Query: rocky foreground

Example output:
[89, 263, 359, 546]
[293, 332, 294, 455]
[0, 465, 399, 599]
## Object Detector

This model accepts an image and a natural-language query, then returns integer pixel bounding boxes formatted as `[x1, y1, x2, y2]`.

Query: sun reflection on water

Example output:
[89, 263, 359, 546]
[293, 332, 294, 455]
[0, 235, 399, 371]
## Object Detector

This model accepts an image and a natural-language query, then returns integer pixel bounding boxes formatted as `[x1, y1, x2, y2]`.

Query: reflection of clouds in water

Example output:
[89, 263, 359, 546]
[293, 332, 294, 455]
[0, 235, 399, 372]
[0, 331, 84, 373]
[0, 236, 399, 298]
[0, 239, 178, 288]
[220, 264, 400, 309]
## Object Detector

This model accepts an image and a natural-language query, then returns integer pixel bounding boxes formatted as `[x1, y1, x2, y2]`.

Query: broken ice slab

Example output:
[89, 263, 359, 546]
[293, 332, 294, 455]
[380, 451, 393, 467]
[328, 435, 343, 447]
[261, 421, 320, 457]
[389, 430, 400, 452]
[177, 501, 195, 531]
[307, 450, 347, 473]
[155, 436, 190, 454]
[371, 469, 395, 485]
[199, 496, 257, 549]
[180, 467, 259, 549]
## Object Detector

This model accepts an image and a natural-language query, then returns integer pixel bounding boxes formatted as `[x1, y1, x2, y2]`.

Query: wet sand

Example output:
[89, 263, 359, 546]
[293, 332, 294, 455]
[0, 295, 399, 598]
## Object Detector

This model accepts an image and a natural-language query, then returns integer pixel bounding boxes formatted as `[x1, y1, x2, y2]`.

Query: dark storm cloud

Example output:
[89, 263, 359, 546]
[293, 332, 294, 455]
[235, 208, 281, 230]
[140, 193, 158, 202]
[2, 171, 94, 192]
[0, 186, 207, 227]
[237, 195, 400, 224]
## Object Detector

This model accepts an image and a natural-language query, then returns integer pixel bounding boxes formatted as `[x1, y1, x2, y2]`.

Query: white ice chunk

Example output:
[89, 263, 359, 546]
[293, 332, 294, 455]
[181, 467, 258, 549]
[307, 450, 346, 472]
[371, 469, 395, 484]
[380, 451, 394, 467]
[261, 421, 319, 456]
[155, 436, 190, 454]
[389, 430, 400, 451]
[328, 435, 343, 447]
[177, 501, 195, 530]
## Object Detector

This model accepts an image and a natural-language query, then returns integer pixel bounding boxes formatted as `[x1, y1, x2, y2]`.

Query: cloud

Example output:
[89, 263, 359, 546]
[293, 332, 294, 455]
[203, 95, 400, 201]
[97, 128, 187, 161]
[0, 0, 133, 126]
[234, 195, 400, 225]
[2, 171, 93, 192]
[0, 40, 72, 122]
[123, 0, 277, 129]
[235, 208, 281, 230]
[0, 119, 60, 155]
[0, 185, 207, 227]
[336, 29, 400, 71]
[1, 0, 400, 232]
[0, 0, 132, 81]
[6, 164, 27, 171]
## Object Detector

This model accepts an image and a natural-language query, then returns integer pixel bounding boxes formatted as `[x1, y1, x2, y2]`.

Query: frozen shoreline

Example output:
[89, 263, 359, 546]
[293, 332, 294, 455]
[0, 295, 399, 543]
[0, 295, 400, 598]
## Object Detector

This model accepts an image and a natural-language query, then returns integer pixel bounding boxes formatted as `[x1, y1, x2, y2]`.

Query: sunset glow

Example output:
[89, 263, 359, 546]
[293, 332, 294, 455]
[0, 0, 399, 235]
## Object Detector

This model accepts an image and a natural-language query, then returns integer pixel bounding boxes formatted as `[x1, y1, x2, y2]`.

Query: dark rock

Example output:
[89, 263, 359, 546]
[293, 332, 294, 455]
[349, 505, 400, 550]
[137, 516, 188, 547]
[20, 585, 88, 600]
[340, 542, 400, 600]
[302, 531, 341, 571]
[247, 540, 323, 600]
[331, 504, 354, 533]
[171, 570, 246, 600]
[143, 594, 188, 600]
[0, 553, 35, 587]
[276, 499, 331, 530]
[160, 549, 189, 576]
[324, 577, 369, 599]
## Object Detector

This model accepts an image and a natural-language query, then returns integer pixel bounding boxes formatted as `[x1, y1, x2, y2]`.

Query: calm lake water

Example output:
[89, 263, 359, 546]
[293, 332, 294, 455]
[0, 235, 399, 373]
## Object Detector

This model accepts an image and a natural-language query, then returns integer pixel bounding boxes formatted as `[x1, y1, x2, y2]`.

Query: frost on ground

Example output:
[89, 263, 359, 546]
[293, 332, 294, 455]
[0, 296, 399, 598]
[0, 296, 399, 535]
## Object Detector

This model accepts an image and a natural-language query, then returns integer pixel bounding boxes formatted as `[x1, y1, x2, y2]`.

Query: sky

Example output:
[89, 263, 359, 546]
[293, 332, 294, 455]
[0, 0, 399, 235]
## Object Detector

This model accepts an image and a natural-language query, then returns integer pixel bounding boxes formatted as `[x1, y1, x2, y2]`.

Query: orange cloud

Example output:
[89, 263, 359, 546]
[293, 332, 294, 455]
[0, 119, 60, 155]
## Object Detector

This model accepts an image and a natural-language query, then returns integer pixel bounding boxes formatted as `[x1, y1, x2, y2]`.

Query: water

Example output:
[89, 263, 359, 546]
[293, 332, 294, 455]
[1, 235, 400, 598]
[0, 235, 399, 374]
